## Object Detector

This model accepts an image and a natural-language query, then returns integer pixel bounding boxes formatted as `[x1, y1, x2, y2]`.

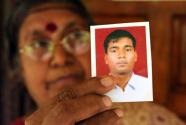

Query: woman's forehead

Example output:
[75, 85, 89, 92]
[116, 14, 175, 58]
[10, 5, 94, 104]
[26, 9, 82, 21]
[21, 8, 86, 31]
[21, 2, 84, 23]
[18, 6, 88, 45]
[19, 2, 89, 33]
[28, 3, 81, 14]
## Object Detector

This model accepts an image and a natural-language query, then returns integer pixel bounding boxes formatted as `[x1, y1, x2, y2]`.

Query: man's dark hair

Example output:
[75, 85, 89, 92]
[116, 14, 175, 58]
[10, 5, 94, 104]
[103, 29, 136, 53]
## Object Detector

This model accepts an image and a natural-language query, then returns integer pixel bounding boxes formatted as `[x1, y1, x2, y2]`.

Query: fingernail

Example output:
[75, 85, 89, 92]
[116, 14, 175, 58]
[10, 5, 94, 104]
[114, 109, 124, 117]
[102, 96, 112, 107]
[100, 77, 113, 87]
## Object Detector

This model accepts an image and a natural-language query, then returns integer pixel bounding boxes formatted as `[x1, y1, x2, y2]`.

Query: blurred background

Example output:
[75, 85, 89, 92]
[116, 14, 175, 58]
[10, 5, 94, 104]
[0, 0, 186, 124]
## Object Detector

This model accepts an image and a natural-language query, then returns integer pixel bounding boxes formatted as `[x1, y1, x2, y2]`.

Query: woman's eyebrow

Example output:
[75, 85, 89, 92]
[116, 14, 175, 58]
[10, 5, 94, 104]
[29, 4, 77, 14]
[63, 21, 77, 32]
[25, 21, 86, 41]
[26, 30, 49, 40]
[30, 22, 76, 37]
[57, 21, 84, 40]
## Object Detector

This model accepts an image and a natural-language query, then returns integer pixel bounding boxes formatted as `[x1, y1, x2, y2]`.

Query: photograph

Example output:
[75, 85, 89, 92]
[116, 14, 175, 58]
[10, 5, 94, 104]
[90, 22, 153, 102]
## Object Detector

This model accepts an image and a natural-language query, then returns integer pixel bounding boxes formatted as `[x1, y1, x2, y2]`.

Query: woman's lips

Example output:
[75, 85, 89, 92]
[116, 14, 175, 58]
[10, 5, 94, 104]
[46, 73, 83, 91]
[46, 75, 81, 98]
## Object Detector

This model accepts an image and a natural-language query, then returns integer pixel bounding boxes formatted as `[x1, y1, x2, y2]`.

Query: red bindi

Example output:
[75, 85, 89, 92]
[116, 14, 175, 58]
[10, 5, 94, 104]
[46, 22, 57, 32]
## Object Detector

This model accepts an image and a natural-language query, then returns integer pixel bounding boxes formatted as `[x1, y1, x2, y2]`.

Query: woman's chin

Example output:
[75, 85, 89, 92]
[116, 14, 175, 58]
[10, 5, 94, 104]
[47, 77, 82, 98]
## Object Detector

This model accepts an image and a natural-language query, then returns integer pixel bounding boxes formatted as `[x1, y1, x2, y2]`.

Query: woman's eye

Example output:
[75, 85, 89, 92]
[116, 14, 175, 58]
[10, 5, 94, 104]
[31, 39, 50, 48]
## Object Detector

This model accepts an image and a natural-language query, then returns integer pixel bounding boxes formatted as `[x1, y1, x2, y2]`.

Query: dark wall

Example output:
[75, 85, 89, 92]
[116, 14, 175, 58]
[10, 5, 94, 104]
[0, 0, 4, 124]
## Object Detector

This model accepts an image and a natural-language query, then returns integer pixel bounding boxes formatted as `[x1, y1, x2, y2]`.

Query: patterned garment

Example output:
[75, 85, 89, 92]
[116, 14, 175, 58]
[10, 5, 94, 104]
[10, 102, 185, 125]
[113, 102, 185, 125]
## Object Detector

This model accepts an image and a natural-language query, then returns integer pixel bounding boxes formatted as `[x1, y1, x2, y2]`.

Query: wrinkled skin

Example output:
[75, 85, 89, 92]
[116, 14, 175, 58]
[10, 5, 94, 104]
[25, 78, 124, 125]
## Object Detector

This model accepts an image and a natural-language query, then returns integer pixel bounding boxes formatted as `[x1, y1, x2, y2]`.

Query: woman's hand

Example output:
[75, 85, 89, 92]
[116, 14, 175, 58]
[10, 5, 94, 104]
[25, 77, 124, 125]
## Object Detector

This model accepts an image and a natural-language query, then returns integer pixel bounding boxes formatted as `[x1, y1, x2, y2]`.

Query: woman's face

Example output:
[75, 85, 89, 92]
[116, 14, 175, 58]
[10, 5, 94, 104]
[18, 4, 91, 107]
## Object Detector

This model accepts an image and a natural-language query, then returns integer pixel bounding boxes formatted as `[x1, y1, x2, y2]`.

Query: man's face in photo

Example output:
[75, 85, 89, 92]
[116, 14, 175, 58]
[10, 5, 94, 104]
[105, 37, 137, 76]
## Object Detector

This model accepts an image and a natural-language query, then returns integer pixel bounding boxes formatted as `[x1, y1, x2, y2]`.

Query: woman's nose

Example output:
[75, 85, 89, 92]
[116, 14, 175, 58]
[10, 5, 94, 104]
[50, 45, 74, 68]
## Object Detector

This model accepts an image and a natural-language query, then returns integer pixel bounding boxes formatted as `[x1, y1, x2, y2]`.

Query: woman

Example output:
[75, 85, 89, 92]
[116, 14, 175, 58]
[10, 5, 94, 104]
[4, 0, 124, 125]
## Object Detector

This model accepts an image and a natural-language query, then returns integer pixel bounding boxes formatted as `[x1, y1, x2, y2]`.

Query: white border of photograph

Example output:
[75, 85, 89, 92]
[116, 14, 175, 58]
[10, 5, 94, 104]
[90, 22, 153, 102]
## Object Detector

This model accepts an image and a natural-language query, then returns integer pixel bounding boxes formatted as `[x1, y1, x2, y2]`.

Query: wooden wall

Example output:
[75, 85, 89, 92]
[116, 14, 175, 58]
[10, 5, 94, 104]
[83, 0, 186, 121]
[0, 0, 4, 124]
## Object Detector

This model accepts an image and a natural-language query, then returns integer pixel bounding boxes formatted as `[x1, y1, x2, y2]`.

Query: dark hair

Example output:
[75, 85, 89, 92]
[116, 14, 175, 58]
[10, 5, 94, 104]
[103, 29, 136, 53]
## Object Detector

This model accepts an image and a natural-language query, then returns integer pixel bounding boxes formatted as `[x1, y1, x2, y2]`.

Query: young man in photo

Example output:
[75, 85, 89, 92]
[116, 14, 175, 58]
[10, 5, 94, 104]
[103, 29, 152, 102]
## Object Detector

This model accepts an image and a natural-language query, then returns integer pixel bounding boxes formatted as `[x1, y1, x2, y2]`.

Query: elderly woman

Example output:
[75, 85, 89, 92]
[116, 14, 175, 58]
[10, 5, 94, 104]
[2, 0, 185, 125]
[4, 0, 124, 125]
